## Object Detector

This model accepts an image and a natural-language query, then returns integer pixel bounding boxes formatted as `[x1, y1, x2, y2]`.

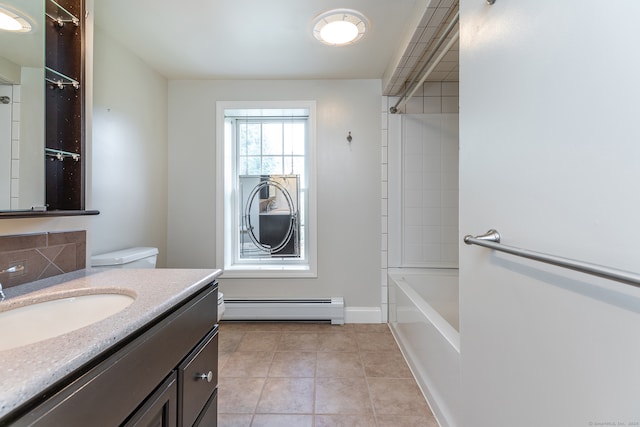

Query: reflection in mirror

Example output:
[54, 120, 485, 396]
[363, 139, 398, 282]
[0, 0, 44, 211]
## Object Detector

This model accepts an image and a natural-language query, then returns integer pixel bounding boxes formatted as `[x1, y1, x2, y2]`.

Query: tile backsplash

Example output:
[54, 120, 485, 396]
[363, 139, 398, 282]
[0, 230, 86, 289]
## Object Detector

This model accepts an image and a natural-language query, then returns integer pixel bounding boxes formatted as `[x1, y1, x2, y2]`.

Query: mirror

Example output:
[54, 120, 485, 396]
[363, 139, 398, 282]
[0, 0, 45, 211]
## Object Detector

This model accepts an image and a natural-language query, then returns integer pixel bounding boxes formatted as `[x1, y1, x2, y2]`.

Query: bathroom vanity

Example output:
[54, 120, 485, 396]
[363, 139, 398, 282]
[0, 268, 221, 426]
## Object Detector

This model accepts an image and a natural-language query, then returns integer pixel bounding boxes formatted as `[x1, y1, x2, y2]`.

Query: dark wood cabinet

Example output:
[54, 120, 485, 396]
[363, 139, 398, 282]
[123, 373, 178, 427]
[10, 282, 218, 427]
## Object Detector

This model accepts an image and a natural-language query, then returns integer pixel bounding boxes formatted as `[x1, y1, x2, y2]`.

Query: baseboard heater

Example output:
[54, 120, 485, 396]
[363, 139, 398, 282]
[224, 297, 345, 325]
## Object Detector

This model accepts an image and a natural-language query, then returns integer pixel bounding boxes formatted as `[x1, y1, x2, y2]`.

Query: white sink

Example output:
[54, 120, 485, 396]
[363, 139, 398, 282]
[0, 293, 135, 352]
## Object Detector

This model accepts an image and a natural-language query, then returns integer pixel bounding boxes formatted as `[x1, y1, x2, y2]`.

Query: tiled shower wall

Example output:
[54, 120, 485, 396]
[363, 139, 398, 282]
[0, 230, 86, 288]
[380, 81, 459, 321]
[10, 84, 20, 209]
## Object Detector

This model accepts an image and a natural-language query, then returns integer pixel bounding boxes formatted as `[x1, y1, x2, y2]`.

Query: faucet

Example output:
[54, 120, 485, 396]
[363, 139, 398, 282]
[0, 264, 25, 302]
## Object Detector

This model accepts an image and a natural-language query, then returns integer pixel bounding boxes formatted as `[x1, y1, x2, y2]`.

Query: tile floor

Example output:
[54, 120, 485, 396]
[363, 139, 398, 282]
[217, 322, 439, 427]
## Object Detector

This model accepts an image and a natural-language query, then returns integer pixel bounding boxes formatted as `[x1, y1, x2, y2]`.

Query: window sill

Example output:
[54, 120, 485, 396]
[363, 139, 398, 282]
[221, 265, 317, 279]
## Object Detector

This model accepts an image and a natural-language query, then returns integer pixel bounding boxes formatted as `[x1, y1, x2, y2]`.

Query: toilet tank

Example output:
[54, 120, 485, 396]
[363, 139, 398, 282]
[91, 247, 159, 269]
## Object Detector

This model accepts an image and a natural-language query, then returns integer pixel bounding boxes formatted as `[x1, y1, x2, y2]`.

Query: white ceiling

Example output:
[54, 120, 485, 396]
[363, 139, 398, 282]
[94, 0, 419, 81]
[93, 0, 459, 97]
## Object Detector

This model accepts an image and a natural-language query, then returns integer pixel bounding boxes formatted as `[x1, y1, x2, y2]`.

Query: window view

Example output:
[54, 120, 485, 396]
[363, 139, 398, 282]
[218, 103, 316, 277]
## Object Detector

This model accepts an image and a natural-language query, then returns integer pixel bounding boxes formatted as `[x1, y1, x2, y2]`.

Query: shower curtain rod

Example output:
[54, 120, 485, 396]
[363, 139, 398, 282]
[464, 229, 640, 289]
[390, 11, 460, 114]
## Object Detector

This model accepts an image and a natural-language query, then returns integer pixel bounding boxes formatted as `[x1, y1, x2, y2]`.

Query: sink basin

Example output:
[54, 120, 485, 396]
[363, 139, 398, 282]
[0, 293, 135, 352]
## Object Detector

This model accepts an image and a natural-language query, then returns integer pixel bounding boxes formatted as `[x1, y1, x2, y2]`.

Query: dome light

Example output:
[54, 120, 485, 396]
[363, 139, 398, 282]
[313, 9, 368, 46]
[0, 6, 33, 32]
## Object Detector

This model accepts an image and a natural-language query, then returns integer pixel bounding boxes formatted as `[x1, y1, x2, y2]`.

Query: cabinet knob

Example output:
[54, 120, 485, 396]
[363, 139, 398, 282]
[195, 371, 213, 383]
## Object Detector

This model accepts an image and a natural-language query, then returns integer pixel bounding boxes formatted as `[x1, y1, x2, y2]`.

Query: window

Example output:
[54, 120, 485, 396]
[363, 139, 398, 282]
[216, 101, 317, 278]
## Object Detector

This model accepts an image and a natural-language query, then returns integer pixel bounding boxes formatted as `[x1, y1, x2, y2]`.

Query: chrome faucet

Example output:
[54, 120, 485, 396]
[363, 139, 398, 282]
[0, 264, 25, 301]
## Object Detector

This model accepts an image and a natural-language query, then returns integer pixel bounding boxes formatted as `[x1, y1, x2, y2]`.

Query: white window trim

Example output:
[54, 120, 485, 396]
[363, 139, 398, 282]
[216, 100, 317, 278]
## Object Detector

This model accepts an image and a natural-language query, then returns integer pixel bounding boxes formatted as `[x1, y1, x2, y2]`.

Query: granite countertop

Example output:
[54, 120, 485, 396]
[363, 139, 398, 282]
[0, 267, 222, 419]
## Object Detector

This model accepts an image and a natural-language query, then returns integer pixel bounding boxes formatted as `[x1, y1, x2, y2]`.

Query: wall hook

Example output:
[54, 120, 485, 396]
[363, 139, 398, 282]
[347, 131, 352, 143]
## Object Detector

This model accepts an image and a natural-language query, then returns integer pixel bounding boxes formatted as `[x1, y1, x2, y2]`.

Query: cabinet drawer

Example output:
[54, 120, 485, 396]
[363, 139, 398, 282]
[179, 326, 218, 427]
[194, 389, 217, 427]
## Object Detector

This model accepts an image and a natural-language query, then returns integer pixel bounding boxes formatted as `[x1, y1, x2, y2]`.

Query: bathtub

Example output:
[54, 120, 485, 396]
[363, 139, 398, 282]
[388, 268, 460, 427]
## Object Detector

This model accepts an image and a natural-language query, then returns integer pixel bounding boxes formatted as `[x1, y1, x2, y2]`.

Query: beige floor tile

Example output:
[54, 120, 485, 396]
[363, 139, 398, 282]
[217, 413, 253, 427]
[343, 323, 391, 333]
[218, 377, 265, 413]
[375, 414, 440, 427]
[268, 351, 316, 377]
[367, 378, 432, 417]
[277, 332, 319, 351]
[219, 330, 246, 353]
[315, 414, 377, 427]
[220, 351, 273, 377]
[317, 333, 358, 352]
[316, 352, 364, 378]
[355, 332, 398, 352]
[251, 414, 314, 427]
[255, 378, 315, 414]
[361, 350, 413, 378]
[237, 332, 282, 352]
[315, 377, 373, 415]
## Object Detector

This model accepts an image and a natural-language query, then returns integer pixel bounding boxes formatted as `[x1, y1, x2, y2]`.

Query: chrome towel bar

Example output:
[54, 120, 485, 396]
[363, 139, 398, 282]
[464, 230, 640, 289]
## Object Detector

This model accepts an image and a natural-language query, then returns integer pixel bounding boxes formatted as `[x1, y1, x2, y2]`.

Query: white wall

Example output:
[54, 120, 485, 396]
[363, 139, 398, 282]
[91, 26, 168, 266]
[168, 80, 382, 315]
[460, 1, 640, 425]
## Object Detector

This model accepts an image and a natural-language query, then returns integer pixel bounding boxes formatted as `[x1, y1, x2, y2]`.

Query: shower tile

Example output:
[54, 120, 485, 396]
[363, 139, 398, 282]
[442, 96, 459, 113]
[405, 97, 424, 114]
[424, 96, 442, 113]
[423, 207, 443, 226]
[423, 244, 442, 263]
[442, 81, 458, 96]
[423, 82, 442, 96]
[422, 171, 443, 189]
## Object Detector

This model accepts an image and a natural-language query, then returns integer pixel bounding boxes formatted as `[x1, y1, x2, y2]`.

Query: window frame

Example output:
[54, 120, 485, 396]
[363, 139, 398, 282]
[216, 101, 317, 278]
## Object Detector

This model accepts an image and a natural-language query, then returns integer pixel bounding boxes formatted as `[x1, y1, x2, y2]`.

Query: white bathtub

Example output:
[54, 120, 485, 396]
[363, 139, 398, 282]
[388, 268, 460, 427]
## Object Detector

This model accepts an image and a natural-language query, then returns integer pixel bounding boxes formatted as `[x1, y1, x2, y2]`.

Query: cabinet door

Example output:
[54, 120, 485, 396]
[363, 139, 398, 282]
[179, 327, 218, 427]
[123, 372, 178, 427]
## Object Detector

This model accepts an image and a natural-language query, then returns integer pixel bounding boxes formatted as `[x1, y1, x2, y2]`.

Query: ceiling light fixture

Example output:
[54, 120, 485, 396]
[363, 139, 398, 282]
[312, 9, 368, 46]
[0, 5, 33, 32]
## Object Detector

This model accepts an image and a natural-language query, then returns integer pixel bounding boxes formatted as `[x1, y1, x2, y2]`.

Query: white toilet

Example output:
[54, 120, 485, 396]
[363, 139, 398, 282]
[91, 247, 159, 269]
[91, 246, 225, 321]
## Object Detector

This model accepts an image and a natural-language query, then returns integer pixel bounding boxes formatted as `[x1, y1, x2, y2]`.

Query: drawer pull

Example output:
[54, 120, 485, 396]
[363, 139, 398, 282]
[195, 371, 213, 383]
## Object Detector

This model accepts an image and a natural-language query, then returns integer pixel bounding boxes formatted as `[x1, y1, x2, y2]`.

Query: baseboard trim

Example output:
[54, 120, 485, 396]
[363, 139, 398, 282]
[344, 307, 382, 324]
